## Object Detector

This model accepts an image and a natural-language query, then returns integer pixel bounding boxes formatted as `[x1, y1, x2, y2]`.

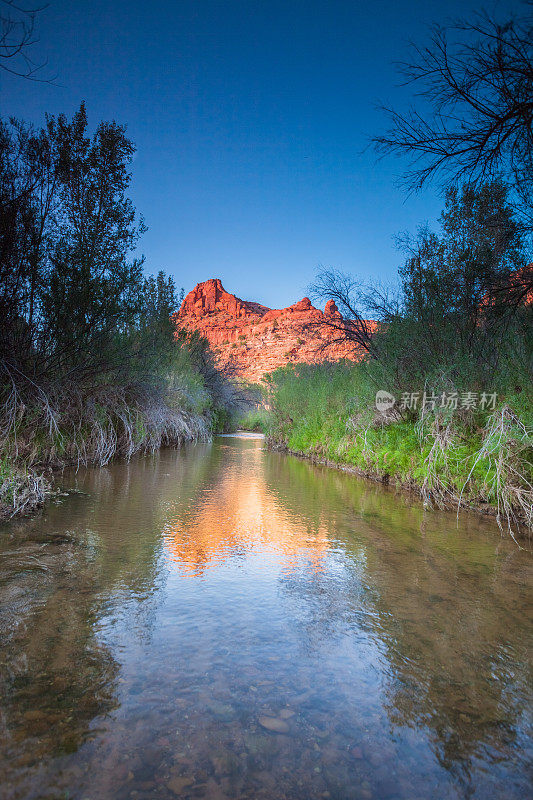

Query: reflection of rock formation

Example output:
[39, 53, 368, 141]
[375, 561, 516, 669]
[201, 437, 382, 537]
[262, 450, 533, 788]
[175, 278, 374, 381]
[164, 444, 330, 576]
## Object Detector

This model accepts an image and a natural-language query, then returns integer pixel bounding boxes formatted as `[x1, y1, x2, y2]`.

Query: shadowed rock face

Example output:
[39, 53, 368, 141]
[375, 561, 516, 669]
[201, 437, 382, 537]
[175, 279, 374, 382]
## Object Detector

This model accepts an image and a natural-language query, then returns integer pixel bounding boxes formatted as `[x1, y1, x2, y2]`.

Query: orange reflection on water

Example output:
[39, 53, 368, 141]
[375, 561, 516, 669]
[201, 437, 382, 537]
[163, 467, 330, 577]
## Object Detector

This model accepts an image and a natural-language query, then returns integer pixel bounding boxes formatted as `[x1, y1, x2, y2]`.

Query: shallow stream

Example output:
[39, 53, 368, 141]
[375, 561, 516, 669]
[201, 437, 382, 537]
[1, 434, 531, 799]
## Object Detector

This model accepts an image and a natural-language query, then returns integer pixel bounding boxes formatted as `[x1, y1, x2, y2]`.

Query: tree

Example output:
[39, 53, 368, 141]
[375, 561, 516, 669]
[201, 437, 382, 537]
[142, 272, 178, 330]
[373, 2, 533, 306]
[404, 183, 524, 315]
[373, 4, 533, 224]
[0, 114, 58, 382]
[134, 271, 179, 376]
[395, 184, 526, 383]
[0, 103, 153, 403]
[40, 103, 146, 384]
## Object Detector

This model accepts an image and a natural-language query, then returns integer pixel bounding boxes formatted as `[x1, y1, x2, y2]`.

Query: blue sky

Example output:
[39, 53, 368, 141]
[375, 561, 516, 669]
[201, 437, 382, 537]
[0, 0, 521, 308]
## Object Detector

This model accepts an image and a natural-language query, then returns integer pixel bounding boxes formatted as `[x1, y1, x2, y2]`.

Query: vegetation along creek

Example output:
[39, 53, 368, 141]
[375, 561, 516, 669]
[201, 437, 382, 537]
[1, 2, 532, 799]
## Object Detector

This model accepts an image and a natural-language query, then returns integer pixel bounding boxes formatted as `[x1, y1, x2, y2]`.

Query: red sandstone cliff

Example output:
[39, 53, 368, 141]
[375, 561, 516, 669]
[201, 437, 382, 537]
[174, 278, 373, 382]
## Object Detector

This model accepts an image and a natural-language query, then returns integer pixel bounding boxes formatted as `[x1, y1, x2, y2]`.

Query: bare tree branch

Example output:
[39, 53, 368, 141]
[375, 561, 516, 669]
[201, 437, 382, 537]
[0, 0, 53, 81]
[373, 5, 533, 230]
[307, 268, 378, 355]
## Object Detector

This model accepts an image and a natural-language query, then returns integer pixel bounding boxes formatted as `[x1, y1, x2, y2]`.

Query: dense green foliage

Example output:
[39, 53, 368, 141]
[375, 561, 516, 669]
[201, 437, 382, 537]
[269, 184, 533, 534]
[267, 361, 532, 532]
[235, 407, 271, 433]
[0, 105, 233, 500]
[371, 184, 531, 393]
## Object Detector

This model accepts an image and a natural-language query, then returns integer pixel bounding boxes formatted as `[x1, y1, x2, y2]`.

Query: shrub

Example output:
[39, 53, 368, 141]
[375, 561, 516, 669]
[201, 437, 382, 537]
[236, 408, 271, 433]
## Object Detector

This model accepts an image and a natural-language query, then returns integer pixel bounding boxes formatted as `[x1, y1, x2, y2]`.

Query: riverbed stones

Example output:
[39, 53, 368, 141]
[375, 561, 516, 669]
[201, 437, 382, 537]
[166, 773, 193, 795]
[206, 699, 236, 722]
[278, 708, 295, 719]
[243, 731, 280, 756]
[211, 749, 240, 776]
[258, 715, 290, 733]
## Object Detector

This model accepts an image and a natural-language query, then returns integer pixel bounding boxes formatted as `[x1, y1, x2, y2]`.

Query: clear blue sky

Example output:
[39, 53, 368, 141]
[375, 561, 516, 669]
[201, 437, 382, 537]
[0, 0, 521, 308]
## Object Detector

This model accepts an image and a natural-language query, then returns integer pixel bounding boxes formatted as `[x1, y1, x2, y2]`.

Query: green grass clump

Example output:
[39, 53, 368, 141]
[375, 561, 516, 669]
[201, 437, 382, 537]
[266, 362, 532, 533]
[235, 408, 272, 433]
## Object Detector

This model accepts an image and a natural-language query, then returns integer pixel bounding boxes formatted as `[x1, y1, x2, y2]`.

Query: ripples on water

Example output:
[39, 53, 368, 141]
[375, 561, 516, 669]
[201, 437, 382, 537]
[0, 435, 531, 799]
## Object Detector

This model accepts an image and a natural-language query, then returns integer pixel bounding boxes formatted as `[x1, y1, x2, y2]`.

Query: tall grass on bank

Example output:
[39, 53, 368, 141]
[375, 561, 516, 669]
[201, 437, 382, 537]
[3, 385, 210, 469]
[0, 359, 235, 520]
[0, 372, 215, 520]
[266, 362, 533, 536]
[458, 406, 533, 537]
[0, 324, 234, 472]
[234, 407, 271, 433]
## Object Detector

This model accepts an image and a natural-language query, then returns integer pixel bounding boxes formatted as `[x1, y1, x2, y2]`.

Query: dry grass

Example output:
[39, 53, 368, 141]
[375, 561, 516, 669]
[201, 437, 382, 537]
[0, 382, 212, 520]
[416, 414, 458, 509]
[1, 383, 211, 471]
[0, 466, 51, 520]
[416, 405, 532, 538]
[459, 406, 533, 541]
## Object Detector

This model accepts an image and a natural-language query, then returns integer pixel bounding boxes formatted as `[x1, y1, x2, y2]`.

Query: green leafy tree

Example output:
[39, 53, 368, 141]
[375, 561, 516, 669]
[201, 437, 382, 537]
[133, 271, 179, 378]
[312, 183, 530, 392]
[40, 103, 146, 384]
[380, 183, 528, 389]
[0, 114, 60, 385]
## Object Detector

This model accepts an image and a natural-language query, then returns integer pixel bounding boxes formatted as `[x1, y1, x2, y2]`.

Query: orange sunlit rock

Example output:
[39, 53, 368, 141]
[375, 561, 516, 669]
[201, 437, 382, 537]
[480, 264, 533, 308]
[174, 278, 375, 382]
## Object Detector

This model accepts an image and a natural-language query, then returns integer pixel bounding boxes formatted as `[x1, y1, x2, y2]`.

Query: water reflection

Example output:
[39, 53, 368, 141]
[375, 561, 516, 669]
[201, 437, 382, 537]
[0, 436, 531, 800]
[164, 444, 329, 577]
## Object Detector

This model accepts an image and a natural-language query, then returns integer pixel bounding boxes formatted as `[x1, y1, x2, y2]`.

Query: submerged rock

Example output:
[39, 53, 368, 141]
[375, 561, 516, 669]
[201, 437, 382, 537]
[258, 715, 290, 733]
[166, 774, 193, 795]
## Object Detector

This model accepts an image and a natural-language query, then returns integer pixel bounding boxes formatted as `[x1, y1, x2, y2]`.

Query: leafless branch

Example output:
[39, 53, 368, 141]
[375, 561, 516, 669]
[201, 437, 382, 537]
[0, 0, 54, 81]
[307, 268, 378, 355]
[373, 6, 533, 227]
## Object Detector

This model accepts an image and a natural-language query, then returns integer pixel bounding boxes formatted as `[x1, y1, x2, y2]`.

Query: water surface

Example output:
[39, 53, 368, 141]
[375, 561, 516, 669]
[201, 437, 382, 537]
[1, 435, 531, 799]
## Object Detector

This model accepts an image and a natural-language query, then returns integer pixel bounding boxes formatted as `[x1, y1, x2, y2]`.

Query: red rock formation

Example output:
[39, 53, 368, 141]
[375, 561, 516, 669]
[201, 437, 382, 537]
[480, 265, 533, 309]
[179, 277, 269, 318]
[174, 278, 374, 382]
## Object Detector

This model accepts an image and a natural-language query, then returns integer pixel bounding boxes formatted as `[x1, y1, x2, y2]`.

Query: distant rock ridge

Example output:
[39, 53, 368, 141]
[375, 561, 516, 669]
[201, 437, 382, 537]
[175, 278, 373, 382]
[179, 277, 270, 318]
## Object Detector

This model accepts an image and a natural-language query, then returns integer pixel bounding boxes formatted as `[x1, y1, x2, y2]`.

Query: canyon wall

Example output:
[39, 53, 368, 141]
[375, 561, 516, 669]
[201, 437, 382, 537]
[174, 278, 373, 382]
